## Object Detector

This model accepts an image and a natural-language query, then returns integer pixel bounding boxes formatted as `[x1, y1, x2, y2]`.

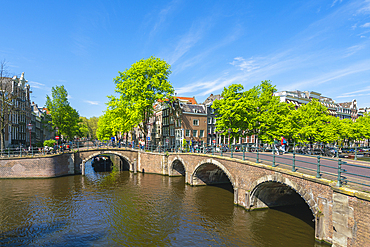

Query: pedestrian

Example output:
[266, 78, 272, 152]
[273, 138, 280, 155]
[281, 136, 287, 154]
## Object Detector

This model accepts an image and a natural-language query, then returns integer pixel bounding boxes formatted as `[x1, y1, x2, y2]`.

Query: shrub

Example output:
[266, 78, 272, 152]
[44, 139, 57, 147]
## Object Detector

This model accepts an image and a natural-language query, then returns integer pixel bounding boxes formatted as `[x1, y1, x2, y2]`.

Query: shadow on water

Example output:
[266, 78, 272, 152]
[209, 182, 234, 193]
[271, 203, 315, 228]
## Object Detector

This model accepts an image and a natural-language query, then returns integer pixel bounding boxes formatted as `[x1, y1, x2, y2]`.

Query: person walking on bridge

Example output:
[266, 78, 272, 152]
[281, 136, 287, 154]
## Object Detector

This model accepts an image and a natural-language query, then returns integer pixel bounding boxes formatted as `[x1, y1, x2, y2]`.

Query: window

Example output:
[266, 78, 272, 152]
[193, 119, 199, 126]
[199, 130, 204, 137]
[185, 129, 190, 137]
[193, 130, 198, 137]
[213, 118, 216, 124]
[208, 117, 212, 124]
[208, 126, 212, 134]
[170, 126, 174, 136]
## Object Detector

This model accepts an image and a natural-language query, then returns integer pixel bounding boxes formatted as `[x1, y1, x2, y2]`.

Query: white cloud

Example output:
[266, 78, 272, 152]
[344, 44, 366, 57]
[149, 0, 180, 37]
[331, 0, 342, 7]
[286, 59, 370, 90]
[337, 86, 370, 98]
[361, 22, 370, 28]
[167, 24, 206, 65]
[230, 57, 260, 72]
[358, 0, 370, 13]
[28, 81, 45, 89]
[84, 100, 99, 105]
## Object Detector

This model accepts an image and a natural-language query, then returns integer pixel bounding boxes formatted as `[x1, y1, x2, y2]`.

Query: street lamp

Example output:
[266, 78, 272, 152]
[27, 123, 33, 150]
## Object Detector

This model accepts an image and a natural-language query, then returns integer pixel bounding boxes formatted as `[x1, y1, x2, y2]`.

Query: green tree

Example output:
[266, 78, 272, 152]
[213, 80, 292, 143]
[354, 113, 370, 141]
[77, 117, 89, 138]
[45, 85, 80, 140]
[96, 112, 115, 140]
[87, 116, 99, 139]
[106, 56, 174, 141]
[290, 99, 333, 144]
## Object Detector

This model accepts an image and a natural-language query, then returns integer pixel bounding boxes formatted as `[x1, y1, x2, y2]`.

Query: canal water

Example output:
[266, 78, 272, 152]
[0, 161, 329, 246]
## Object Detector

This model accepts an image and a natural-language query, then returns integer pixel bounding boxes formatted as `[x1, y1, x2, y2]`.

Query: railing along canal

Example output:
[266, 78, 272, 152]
[1, 140, 369, 192]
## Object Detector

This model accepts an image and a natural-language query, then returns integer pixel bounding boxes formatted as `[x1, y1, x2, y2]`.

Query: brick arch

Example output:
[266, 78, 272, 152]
[169, 156, 187, 176]
[82, 151, 133, 171]
[191, 158, 236, 188]
[249, 174, 318, 215]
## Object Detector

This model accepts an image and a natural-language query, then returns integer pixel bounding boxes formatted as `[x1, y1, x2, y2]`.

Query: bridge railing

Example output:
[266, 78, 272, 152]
[2, 140, 369, 191]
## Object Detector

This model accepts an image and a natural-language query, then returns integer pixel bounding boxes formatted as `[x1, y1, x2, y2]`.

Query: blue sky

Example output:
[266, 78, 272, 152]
[1, 0, 370, 118]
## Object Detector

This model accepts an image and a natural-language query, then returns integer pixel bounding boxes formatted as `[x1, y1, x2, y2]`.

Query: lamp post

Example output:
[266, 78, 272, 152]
[27, 123, 33, 150]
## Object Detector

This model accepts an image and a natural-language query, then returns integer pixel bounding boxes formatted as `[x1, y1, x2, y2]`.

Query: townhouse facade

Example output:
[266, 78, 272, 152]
[274, 90, 361, 121]
[0, 72, 53, 148]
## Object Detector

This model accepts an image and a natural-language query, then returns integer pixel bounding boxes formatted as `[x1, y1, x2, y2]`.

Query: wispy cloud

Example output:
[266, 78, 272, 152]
[337, 86, 370, 98]
[361, 22, 370, 28]
[167, 23, 206, 65]
[357, 0, 370, 13]
[344, 44, 366, 57]
[173, 25, 242, 74]
[29, 81, 48, 90]
[149, 0, 180, 38]
[331, 0, 343, 7]
[84, 100, 99, 105]
[230, 57, 261, 72]
[286, 59, 370, 90]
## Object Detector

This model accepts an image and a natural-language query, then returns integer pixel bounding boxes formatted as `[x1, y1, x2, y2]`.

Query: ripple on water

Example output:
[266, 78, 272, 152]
[0, 170, 329, 247]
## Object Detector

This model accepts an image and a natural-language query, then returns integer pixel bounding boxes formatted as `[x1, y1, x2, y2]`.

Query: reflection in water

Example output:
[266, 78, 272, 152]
[0, 161, 329, 246]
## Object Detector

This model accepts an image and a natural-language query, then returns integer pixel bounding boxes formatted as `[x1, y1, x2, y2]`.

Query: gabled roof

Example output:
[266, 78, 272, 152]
[176, 96, 197, 104]
[203, 94, 221, 105]
[181, 104, 206, 114]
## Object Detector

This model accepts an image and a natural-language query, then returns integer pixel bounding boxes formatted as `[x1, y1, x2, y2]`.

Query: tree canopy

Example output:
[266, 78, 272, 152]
[99, 56, 174, 140]
[213, 80, 293, 143]
[45, 85, 80, 140]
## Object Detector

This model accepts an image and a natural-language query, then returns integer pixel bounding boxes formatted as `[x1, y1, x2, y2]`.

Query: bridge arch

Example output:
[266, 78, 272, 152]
[82, 151, 133, 172]
[190, 158, 235, 188]
[249, 174, 318, 215]
[169, 157, 186, 176]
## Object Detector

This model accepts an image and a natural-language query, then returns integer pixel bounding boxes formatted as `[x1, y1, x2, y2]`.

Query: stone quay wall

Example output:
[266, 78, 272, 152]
[0, 153, 75, 178]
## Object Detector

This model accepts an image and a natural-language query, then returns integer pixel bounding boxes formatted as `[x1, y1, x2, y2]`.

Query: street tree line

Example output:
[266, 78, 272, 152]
[213, 80, 370, 145]
[95, 56, 370, 147]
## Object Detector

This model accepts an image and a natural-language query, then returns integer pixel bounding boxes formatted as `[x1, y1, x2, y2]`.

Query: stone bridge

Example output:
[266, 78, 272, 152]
[1, 148, 370, 246]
